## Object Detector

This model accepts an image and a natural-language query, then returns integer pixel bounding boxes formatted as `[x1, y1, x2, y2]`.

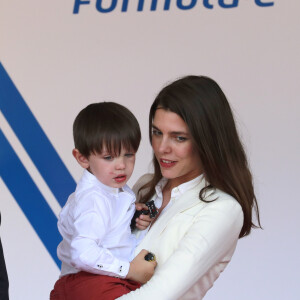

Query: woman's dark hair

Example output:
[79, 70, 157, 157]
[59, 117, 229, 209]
[73, 102, 141, 157]
[140, 76, 261, 238]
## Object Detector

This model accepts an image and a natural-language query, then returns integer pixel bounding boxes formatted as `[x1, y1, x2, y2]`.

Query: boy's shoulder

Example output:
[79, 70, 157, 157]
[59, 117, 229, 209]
[61, 183, 111, 217]
[75, 183, 111, 204]
[75, 171, 110, 198]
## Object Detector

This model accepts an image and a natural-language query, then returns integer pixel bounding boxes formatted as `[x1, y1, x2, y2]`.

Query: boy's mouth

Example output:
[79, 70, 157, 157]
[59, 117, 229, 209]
[114, 175, 127, 183]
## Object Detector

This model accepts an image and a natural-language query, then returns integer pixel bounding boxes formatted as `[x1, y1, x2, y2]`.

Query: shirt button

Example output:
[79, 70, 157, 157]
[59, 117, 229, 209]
[97, 264, 103, 268]
[119, 266, 123, 272]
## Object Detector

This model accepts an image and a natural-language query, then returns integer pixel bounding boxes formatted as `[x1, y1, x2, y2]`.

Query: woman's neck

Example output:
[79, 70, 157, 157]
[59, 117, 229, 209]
[164, 173, 201, 192]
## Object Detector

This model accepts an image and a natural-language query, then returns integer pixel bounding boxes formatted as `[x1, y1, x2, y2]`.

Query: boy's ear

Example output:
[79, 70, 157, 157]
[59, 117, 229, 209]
[72, 149, 89, 169]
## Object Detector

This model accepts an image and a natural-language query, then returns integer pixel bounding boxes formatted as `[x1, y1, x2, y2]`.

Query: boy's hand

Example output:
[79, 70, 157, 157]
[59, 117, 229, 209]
[126, 249, 157, 284]
[135, 203, 152, 230]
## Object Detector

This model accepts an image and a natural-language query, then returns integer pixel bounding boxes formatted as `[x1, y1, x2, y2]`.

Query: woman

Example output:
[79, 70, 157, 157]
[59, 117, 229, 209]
[118, 75, 260, 299]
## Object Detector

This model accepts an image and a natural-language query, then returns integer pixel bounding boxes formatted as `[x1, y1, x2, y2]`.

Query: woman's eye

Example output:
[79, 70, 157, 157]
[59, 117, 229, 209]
[152, 129, 162, 136]
[103, 156, 113, 161]
[176, 136, 187, 142]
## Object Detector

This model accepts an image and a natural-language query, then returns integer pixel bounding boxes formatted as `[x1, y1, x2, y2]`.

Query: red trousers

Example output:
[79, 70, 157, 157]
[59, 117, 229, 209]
[50, 271, 141, 300]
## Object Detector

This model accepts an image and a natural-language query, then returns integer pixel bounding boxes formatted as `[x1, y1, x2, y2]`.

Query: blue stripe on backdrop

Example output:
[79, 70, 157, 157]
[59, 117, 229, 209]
[0, 62, 76, 207]
[0, 129, 60, 266]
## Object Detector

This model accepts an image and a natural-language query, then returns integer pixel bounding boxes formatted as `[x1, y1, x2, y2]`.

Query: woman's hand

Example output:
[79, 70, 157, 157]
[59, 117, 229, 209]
[126, 249, 157, 284]
[134, 203, 152, 230]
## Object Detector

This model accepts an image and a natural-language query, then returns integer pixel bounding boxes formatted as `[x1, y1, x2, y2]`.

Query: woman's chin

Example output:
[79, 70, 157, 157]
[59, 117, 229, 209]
[160, 169, 177, 180]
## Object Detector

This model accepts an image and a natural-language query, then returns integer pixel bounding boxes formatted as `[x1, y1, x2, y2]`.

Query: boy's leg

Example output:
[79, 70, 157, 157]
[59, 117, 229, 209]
[50, 276, 67, 300]
[98, 276, 141, 300]
[54, 271, 141, 300]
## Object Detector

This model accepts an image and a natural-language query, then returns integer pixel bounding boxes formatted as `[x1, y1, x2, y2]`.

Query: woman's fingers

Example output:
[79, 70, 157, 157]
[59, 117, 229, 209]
[127, 249, 157, 283]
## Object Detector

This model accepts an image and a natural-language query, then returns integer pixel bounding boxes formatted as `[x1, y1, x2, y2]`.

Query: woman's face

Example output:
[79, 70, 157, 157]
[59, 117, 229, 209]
[151, 108, 203, 188]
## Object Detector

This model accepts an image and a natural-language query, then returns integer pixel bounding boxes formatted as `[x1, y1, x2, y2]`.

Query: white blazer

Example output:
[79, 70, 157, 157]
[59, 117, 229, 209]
[118, 174, 243, 300]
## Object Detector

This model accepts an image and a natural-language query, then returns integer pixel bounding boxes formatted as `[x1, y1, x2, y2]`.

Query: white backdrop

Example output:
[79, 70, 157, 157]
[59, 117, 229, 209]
[0, 0, 299, 299]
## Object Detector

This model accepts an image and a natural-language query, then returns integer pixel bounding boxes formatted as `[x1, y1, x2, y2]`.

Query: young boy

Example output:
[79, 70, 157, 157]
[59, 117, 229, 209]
[50, 102, 156, 300]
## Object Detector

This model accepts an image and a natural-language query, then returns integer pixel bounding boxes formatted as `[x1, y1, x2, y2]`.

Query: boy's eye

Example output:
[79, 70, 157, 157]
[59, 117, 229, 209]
[103, 155, 113, 161]
[152, 129, 162, 136]
[125, 153, 134, 158]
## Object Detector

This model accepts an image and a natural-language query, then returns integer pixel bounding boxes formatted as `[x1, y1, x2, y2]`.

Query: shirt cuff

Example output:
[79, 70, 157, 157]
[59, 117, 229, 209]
[94, 259, 130, 279]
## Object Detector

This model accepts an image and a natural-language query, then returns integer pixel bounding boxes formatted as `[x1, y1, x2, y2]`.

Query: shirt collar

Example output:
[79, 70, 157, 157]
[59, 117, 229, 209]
[155, 174, 204, 198]
[81, 169, 125, 196]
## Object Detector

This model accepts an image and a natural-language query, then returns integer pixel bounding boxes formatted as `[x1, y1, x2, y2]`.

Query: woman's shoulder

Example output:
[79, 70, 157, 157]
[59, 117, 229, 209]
[211, 187, 238, 202]
[201, 187, 243, 221]
[188, 180, 241, 215]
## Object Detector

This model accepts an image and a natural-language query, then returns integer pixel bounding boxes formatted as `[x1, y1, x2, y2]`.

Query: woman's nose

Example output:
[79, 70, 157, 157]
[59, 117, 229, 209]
[158, 138, 171, 154]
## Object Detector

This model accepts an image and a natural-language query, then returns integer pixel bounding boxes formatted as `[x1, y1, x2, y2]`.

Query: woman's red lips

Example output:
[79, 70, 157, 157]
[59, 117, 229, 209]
[114, 175, 127, 183]
[159, 159, 176, 168]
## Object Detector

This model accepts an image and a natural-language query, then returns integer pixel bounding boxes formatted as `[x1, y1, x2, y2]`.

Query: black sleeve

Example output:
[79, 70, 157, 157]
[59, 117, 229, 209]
[0, 213, 9, 300]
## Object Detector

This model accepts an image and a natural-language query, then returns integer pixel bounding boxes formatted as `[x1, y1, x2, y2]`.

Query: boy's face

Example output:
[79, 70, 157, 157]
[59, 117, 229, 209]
[87, 147, 136, 188]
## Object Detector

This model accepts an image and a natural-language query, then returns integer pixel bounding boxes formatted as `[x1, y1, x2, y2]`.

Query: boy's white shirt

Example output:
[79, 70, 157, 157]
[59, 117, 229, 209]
[57, 170, 137, 278]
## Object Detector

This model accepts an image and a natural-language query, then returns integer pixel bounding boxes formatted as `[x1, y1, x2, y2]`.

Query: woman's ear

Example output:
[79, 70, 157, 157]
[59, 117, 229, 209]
[72, 149, 89, 169]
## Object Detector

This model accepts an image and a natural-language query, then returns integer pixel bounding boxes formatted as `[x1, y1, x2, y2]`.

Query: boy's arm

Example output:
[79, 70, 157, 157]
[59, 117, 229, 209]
[60, 192, 157, 283]
[59, 193, 130, 278]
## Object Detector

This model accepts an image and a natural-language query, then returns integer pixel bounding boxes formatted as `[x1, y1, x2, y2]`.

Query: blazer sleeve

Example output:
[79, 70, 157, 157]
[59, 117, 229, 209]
[118, 197, 243, 300]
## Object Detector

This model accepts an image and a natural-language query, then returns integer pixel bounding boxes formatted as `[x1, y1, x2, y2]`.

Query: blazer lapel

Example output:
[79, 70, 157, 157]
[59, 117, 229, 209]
[144, 177, 207, 241]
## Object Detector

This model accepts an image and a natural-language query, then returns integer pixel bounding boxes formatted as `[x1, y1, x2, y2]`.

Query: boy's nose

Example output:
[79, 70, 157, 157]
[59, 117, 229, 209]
[116, 157, 126, 170]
